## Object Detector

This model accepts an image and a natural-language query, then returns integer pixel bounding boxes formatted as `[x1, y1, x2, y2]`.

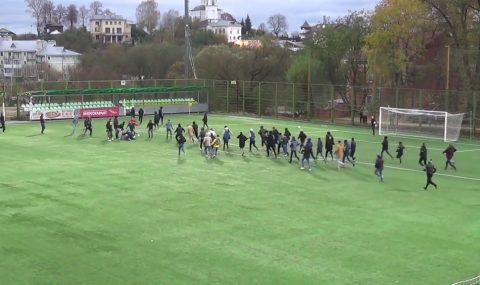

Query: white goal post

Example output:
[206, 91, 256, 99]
[379, 107, 465, 142]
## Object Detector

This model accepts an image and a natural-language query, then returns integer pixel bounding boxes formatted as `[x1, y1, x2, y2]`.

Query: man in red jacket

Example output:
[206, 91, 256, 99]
[443, 144, 457, 171]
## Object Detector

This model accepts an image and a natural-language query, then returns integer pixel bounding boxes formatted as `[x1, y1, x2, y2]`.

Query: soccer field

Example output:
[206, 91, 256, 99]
[0, 114, 479, 285]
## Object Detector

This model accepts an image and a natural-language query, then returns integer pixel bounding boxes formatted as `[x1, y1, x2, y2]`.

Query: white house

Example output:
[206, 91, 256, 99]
[191, 0, 241, 43]
[89, 14, 132, 44]
[0, 39, 81, 79]
[37, 44, 81, 79]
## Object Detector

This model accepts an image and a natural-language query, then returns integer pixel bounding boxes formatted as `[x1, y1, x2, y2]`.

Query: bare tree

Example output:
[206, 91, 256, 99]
[267, 14, 288, 37]
[161, 9, 180, 41]
[54, 4, 67, 25]
[103, 9, 115, 16]
[66, 4, 78, 29]
[258, 22, 267, 34]
[41, 0, 54, 25]
[79, 5, 89, 28]
[89, 1, 103, 16]
[136, 0, 161, 34]
[25, 0, 47, 36]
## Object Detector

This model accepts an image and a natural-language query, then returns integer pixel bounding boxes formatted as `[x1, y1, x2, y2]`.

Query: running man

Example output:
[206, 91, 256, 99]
[106, 118, 113, 141]
[199, 127, 206, 150]
[165, 119, 173, 139]
[153, 111, 160, 129]
[289, 137, 300, 163]
[419, 143, 427, 167]
[343, 139, 355, 167]
[424, 160, 437, 190]
[175, 124, 185, 143]
[192, 121, 199, 139]
[138, 108, 144, 124]
[301, 138, 313, 171]
[315, 138, 326, 162]
[396, 142, 405, 164]
[443, 144, 457, 171]
[371, 116, 377, 135]
[249, 128, 259, 152]
[83, 117, 92, 136]
[374, 154, 384, 182]
[40, 113, 45, 134]
[178, 134, 187, 156]
[350, 138, 357, 160]
[147, 119, 154, 138]
[159, 107, 164, 126]
[266, 131, 277, 158]
[325, 131, 334, 160]
[258, 126, 267, 148]
[381, 136, 394, 159]
[113, 116, 119, 139]
[0, 112, 4, 133]
[202, 112, 208, 128]
[203, 132, 212, 157]
[298, 130, 307, 151]
[223, 126, 232, 150]
[187, 124, 196, 143]
[69, 111, 79, 136]
[237, 131, 248, 156]
[335, 140, 345, 170]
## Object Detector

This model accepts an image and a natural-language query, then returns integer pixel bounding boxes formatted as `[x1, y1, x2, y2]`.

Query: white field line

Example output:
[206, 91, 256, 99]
[211, 115, 480, 148]
[456, 148, 480, 153]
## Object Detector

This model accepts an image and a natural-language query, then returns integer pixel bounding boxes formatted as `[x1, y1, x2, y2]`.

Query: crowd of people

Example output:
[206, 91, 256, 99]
[0, 108, 459, 190]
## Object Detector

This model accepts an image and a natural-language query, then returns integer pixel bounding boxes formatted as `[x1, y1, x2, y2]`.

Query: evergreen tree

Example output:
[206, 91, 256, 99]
[240, 18, 246, 35]
[245, 15, 252, 37]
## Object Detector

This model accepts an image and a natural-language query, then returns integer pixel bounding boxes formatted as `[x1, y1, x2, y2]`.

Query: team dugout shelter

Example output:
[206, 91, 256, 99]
[21, 85, 209, 120]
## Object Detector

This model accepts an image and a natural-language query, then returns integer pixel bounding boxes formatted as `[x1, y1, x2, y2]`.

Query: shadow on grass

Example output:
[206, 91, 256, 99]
[26, 134, 42, 137]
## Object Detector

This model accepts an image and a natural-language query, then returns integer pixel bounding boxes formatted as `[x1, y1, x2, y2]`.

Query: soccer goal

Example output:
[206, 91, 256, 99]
[379, 107, 465, 142]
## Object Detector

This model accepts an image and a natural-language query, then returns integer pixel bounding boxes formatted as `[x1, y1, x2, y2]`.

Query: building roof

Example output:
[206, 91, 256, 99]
[191, 5, 205, 12]
[207, 20, 242, 28]
[0, 28, 15, 35]
[0, 40, 37, 52]
[90, 14, 126, 21]
[37, 44, 81, 57]
[301, 21, 311, 29]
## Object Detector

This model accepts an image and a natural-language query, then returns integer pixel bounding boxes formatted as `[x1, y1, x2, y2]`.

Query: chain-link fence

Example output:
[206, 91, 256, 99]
[8, 78, 480, 138]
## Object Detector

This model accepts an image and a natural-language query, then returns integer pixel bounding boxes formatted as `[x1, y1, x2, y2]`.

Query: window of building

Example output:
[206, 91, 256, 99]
[105, 28, 111, 34]
[117, 28, 122, 34]
[96, 21, 100, 25]
[96, 35, 99, 40]
[230, 30, 232, 34]
[47, 57, 50, 60]
[0, 52, 2, 56]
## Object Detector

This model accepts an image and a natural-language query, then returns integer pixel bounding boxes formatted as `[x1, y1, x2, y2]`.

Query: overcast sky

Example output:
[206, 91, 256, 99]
[0, 0, 378, 34]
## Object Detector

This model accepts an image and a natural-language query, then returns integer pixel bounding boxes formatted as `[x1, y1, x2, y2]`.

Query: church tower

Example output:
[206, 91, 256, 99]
[204, 0, 219, 22]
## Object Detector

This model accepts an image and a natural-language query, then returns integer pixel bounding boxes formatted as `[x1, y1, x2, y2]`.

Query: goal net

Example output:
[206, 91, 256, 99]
[379, 107, 465, 142]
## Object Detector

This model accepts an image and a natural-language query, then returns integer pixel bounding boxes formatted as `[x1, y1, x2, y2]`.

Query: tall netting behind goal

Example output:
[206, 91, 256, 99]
[452, 274, 480, 285]
[379, 107, 465, 142]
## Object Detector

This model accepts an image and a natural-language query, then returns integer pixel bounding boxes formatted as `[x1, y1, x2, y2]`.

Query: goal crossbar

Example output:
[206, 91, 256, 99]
[379, 107, 465, 142]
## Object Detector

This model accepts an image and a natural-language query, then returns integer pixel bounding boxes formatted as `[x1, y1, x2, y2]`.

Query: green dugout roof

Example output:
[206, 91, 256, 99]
[29, 86, 207, 96]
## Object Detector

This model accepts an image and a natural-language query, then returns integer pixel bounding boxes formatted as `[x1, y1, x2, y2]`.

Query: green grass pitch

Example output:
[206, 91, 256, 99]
[0, 114, 479, 285]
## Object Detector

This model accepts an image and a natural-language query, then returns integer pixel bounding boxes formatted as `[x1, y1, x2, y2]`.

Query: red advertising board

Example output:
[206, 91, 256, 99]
[80, 107, 120, 118]
[30, 109, 75, 120]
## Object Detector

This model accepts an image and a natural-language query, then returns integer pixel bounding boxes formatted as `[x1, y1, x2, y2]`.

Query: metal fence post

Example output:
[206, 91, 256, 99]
[258, 82, 261, 117]
[473, 91, 477, 138]
[242, 81, 245, 115]
[275, 82, 278, 119]
[226, 81, 229, 113]
[292, 83, 295, 120]
[395, 88, 399, 108]
[330, 85, 335, 123]
[445, 90, 450, 112]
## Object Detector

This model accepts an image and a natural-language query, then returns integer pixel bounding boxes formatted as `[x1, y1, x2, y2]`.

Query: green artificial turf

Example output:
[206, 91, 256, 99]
[0, 114, 479, 285]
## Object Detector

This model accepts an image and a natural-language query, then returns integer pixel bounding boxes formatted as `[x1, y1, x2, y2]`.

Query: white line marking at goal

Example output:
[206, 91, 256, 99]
[456, 149, 480, 153]
[355, 162, 480, 181]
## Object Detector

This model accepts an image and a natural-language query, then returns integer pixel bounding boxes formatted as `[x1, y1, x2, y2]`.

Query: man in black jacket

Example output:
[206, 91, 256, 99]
[114, 116, 120, 139]
[138, 108, 144, 124]
[325, 131, 334, 160]
[424, 160, 437, 190]
[266, 131, 277, 158]
[40, 113, 45, 134]
[0, 112, 5, 133]
[298, 130, 307, 151]
[106, 118, 113, 141]
[381, 136, 394, 159]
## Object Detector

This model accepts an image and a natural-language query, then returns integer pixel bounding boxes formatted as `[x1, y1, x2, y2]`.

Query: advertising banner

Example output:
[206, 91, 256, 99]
[80, 107, 120, 118]
[30, 109, 76, 120]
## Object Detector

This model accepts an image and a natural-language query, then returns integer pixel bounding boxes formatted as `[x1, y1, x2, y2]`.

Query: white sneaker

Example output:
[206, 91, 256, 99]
[300, 167, 305, 170]
[309, 168, 312, 171]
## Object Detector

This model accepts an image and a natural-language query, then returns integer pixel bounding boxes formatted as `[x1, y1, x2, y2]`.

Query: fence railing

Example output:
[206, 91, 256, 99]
[6, 78, 480, 138]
